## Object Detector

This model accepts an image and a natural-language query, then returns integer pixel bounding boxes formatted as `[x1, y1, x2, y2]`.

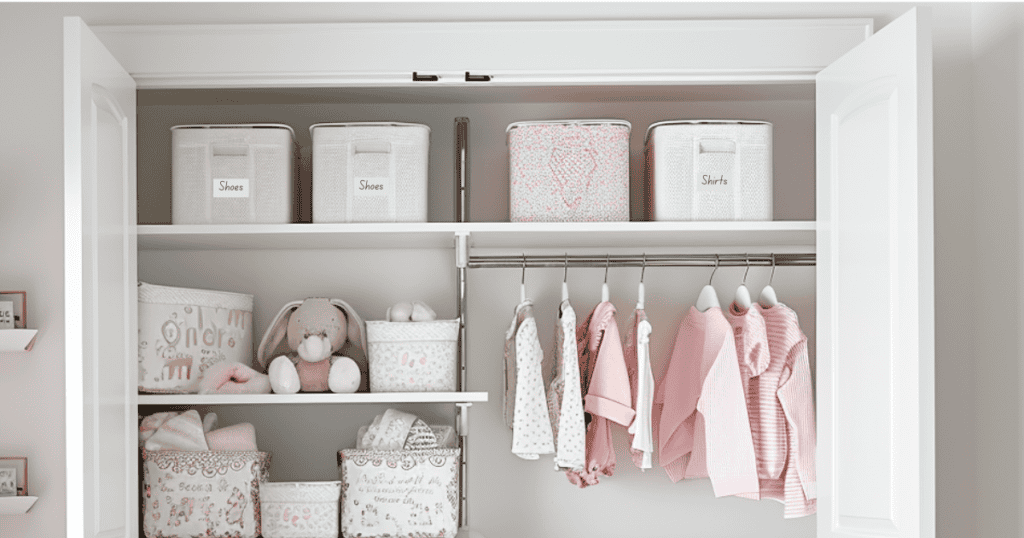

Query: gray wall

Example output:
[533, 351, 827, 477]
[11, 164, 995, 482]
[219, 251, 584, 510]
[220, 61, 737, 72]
[0, 2, 999, 537]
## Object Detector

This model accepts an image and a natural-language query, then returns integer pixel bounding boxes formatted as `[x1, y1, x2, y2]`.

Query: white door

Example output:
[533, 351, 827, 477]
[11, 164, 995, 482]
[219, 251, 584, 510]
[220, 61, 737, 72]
[816, 7, 934, 538]
[64, 16, 138, 538]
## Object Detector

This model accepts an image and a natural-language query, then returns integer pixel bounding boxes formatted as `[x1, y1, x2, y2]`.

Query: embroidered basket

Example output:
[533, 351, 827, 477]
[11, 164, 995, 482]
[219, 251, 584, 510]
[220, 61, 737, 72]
[259, 481, 341, 538]
[338, 448, 460, 538]
[138, 282, 254, 394]
[141, 449, 271, 538]
[508, 119, 631, 222]
[366, 319, 459, 392]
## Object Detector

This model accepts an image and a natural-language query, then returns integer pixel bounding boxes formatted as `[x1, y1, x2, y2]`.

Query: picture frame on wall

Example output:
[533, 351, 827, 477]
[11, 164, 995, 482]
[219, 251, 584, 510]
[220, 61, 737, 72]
[0, 457, 28, 496]
[0, 291, 27, 329]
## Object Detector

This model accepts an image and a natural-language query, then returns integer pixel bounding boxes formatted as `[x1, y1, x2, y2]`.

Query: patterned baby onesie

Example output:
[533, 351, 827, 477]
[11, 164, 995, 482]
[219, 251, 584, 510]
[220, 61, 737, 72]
[547, 299, 586, 472]
[504, 300, 555, 460]
[624, 308, 654, 470]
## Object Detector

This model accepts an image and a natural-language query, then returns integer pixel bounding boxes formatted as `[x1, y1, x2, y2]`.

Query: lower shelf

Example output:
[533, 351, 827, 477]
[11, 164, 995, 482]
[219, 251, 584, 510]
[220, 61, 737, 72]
[0, 496, 38, 514]
[138, 391, 489, 406]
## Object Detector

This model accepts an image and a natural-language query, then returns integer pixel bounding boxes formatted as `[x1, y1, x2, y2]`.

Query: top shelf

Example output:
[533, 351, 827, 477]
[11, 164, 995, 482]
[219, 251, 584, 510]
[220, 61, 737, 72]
[137, 221, 816, 251]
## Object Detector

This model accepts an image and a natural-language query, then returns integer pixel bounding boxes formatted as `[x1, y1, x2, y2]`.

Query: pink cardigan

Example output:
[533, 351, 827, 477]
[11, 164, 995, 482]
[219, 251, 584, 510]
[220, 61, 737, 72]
[566, 301, 635, 487]
[655, 306, 759, 497]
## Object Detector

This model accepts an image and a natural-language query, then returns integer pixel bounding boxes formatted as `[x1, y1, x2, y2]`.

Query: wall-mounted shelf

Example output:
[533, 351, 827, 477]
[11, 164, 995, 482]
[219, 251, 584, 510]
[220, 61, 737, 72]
[138, 391, 490, 406]
[0, 329, 38, 352]
[0, 496, 38, 514]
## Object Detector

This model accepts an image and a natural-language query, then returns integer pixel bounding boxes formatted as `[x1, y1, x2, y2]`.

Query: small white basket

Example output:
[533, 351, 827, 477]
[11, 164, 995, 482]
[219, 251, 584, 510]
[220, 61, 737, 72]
[171, 124, 298, 224]
[366, 319, 459, 392]
[311, 122, 430, 223]
[645, 120, 773, 221]
[137, 282, 254, 394]
[260, 481, 341, 538]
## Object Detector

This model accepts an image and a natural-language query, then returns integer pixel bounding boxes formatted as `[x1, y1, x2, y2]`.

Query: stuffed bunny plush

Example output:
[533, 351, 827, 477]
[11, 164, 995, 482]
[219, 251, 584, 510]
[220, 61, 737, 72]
[256, 298, 368, 394]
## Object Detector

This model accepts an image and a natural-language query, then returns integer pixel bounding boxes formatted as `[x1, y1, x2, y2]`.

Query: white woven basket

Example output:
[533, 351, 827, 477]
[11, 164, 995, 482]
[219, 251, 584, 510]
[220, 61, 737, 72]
[366, 319, 459, 392]
[260, 481, 341, 538]
[137, 282, 254, 394]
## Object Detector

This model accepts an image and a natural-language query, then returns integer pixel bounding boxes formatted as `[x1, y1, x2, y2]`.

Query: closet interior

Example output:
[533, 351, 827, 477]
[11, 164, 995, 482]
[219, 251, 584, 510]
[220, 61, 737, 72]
[135, 80, 818, 537]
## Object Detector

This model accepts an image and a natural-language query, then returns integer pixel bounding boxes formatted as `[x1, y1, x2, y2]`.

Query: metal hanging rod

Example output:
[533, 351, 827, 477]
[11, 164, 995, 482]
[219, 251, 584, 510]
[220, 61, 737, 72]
[467, 252, 815, 269]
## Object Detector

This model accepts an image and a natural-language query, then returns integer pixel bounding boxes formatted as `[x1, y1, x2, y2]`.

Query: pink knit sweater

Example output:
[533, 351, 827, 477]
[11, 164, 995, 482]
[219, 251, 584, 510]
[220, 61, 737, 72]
[654, 306, 759, 497]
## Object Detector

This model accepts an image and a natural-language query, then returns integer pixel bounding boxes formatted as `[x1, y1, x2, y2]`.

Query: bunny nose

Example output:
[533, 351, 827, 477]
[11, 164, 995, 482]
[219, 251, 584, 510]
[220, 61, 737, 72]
[297, 335, 331, 363]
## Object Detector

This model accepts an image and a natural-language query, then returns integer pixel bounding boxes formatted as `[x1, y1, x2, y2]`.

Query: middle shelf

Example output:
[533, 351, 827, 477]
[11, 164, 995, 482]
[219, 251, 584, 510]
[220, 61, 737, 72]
[137, 220, 816, 251]
[138, 391, 489, 406]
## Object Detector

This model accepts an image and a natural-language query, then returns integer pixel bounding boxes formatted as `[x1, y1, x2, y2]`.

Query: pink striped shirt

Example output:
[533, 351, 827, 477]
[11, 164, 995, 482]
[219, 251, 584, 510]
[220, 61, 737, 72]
[734, 303, 817, 518]
[654, 306, 759, 497]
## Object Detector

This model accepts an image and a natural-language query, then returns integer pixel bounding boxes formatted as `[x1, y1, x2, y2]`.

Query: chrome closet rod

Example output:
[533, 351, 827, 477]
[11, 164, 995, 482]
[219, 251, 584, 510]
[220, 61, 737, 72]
[467, 252, 815, 269]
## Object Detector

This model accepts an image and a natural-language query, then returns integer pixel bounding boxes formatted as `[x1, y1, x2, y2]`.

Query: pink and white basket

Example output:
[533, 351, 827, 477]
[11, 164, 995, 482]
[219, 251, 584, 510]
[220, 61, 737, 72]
[508, 119, 631, 222]
[260, 481, 341, 538]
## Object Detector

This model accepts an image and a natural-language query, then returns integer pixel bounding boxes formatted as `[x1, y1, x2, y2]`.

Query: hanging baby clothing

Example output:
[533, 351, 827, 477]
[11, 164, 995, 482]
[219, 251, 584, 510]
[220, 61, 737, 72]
[503, 300, 555, 460]
[654, 306, 759, 497]
[566, 301, 635, 488]
[747, 302, 817, 518]
[723, 302, 782, 480]
[546, 299, 586, 472]
[624, 308, 654, 470]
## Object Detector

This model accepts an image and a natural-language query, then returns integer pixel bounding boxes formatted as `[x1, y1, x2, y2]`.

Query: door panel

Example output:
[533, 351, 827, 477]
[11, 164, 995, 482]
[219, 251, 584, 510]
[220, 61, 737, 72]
[64, 16, 138, 538]
[816, 8, 934, 538]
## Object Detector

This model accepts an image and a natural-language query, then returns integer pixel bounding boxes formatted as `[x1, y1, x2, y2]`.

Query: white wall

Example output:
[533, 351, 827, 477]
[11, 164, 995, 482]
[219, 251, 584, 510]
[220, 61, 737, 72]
[0, 2, 987, 537]
[971, 4, 1024, 538]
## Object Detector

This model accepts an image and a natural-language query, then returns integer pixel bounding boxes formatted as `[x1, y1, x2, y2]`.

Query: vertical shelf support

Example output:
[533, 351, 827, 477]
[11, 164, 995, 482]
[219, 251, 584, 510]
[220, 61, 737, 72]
[456, 402, 473, 530]
[454, 232, 472, 531]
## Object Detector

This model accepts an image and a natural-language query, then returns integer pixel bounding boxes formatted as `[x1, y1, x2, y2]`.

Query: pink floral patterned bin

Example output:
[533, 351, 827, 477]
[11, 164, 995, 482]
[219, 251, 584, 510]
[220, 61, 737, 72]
[508, 120, 631, 222]
[141, 449, 270, 538]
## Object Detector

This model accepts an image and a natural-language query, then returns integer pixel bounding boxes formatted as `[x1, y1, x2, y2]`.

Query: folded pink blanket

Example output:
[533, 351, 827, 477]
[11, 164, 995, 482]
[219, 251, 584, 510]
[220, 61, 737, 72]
[199, 362, 272, 395]
[206, 423, 258, 451]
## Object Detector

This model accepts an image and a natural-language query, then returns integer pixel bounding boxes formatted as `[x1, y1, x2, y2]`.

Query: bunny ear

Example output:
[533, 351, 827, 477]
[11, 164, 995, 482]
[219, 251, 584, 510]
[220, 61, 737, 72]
[256, 300, 303, 370]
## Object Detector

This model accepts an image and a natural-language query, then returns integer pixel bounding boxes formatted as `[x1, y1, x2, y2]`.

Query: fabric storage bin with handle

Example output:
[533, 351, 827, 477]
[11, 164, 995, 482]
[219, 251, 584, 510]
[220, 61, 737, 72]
[141, 449, 271, 538]
[508, 119, 630, 222]
[645, 120, 773, 221]
[171, 124, 298, 224]
[366, 319, 459, 392]
[138, 281, 254, 394]
[338, 448, 460, 538]
[259, 481, 341, 538]
[311, 122, 430, 223]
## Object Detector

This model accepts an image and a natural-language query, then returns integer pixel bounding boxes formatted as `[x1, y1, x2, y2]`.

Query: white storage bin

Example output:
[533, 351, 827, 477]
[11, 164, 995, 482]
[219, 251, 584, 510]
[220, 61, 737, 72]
[260, 481, 341, 538]
[141, 449, 271, 538]
[338, 448, 459, 538]
[137, 282, 254, 394]
[311, 122, 430, 223]
[171, 124, 297, 224]
[645, 120, 773, 221]
[366, 319, 459, 392]
[508, 119, 631, 222]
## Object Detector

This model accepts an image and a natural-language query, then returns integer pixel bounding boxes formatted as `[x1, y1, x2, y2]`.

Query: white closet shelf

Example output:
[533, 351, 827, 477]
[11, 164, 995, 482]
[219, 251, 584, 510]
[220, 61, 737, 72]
[137, 221, 815, 251]
[138, 391, 489, 406]
[0, 496, 38, 514]
[0, 329, 38, 352]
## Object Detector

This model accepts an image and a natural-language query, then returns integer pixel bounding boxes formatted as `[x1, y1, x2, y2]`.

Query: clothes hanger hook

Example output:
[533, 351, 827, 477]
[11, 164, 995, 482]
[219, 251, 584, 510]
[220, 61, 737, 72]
[564, 253, 569, 283]
[604, 254, 610, 284]
[640, 253, 647, 283]
[521, 253, 527, 285]
[709, 254, 720, 286]
[743, 253, 750, 285]
[769, 253, 777, 285]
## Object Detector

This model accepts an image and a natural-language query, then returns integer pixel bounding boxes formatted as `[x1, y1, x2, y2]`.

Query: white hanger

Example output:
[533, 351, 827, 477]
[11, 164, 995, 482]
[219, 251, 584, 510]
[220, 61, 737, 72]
[695, 255, 721, 312]
[759, 254, 779, 307]
[636, 253, 646, 310]
[601, 254, 610, 303]
[561, 253, 569, 302]
[520, 254, 528, 303]
[733, 253, 752, 310]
